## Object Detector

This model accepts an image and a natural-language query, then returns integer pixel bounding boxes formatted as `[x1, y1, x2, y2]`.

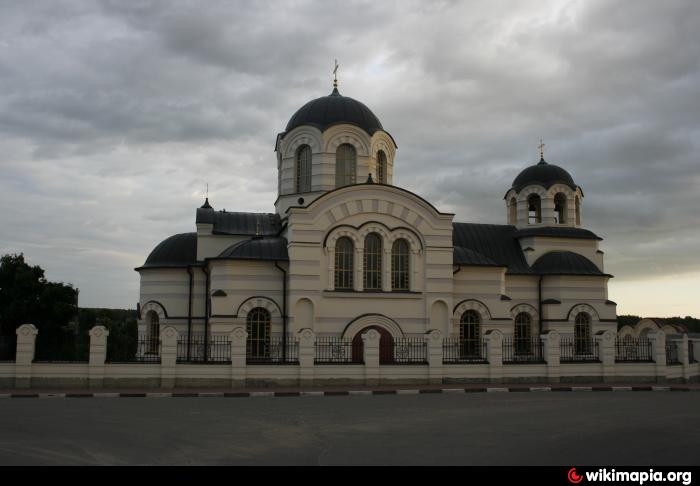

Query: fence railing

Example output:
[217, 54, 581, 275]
[502, 336, 545, 364]
[247, 335, 299, 364]
[560, 336, 599, 363]
[106, 333, 161, 363]
[690, 342, 697, 364]
[33, 332, 89, 363]
[615, 337, 653, 363]
[314, 337, 363, 364]
[442, 338, 487, 364]
[380, 337, 427, 365]
[0, 334, 17, 362]
[177, 333, 231, 363]
[666, 342, 681, 366]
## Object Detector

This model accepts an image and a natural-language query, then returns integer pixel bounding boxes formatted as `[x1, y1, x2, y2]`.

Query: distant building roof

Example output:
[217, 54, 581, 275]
[196, 209, 282, 236]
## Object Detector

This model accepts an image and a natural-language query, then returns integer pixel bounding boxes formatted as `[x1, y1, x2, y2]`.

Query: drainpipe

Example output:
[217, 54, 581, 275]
[274, 261, 288, 361]
[203, 265, 210, 361]
[453, 265, 462, 275]
[538, 275, 544, 336]
[187, 266, 194, 361]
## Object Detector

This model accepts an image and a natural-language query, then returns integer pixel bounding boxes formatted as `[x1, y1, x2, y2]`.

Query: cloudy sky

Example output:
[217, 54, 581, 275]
[1, 0, 698, 316]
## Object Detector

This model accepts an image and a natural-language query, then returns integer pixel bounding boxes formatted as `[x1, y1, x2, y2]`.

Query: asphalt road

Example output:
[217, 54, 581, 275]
[1, 392, 699, 465]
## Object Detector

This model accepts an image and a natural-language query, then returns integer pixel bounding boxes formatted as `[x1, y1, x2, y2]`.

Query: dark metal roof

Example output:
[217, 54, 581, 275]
[511, 158, 578, 192]
[452, 223, 531, 274]
[453, 246, 498, 266]
[137, 232, 197, 270]
[513, 226, 602, 240]
[196, 209, 281, 236]
[217, 237, 289, 261]
[282, 88, 384, 138]
[531, 251, 611, 277]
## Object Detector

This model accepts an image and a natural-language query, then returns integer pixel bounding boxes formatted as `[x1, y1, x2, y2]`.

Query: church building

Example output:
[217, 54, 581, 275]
[135, 77, 617, 362]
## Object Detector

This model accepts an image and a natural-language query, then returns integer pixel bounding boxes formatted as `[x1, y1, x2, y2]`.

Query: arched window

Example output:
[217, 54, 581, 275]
[554, 193, 567, 224]
[363, 233, 382, 290]
[527, 195, 541, 224]
[377, 150, 387, 184]
[295, 145, 311, 193]
[574, 312, 592, 355]
[335, 144, 356, 187]
[146, 311, 159, 354]
[334, 237, 354, 290]
[247, 307, 271, 358]
[514, 312, 532, 355]
[575, 196, 581, 226]
[391, 239, 409, 291]
[509, 197, 517, 224]
[460, 310, 481, 357]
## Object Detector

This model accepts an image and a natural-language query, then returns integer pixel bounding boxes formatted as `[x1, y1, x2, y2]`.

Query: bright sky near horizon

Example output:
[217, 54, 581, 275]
[0, 1, 699, 316]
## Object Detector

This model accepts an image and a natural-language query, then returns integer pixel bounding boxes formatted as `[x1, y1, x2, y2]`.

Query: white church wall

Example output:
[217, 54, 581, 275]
[196, 234, 248, 261]
[139, 269, 191, 323]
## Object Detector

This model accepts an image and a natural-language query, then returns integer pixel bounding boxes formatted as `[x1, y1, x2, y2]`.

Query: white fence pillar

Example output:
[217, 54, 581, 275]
[648, 331, 667, 383]
[159, 326, 178, 388]
[298, 328, 315, 386]
[484, 330, 503, 383]
[230, 327, 247, 388]
[542, 330, 560, 383]
[88, 325, 109, 389]
[15, 324, 38, 389]
[596, 330, 616, 383]
[426, 329, 443, 385]
[362, 329, 380, 386]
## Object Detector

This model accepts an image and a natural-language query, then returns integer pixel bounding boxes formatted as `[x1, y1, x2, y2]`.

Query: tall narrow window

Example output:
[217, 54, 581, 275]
[295, 145, 311, 193]
[247, 307, 271, 358]
[146, 311, 159, 354]
[363, 233, 382, 290]
[554, 193, 567, 224]
[335, 144, 356, 187]
[391, 239, 409, 291]
[509, 197, 517, 224]
[575, 196, 581, 226]
[527, 194, 541, 224]
[514, 312, 532, 355]
[377, 150, 387, 184]
[460, 310, 481, 357]
[574, 312, 592, 355]
[334, 237, 354, 290]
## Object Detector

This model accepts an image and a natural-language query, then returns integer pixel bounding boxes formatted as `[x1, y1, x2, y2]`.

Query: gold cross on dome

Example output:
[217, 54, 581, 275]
[333, 59, 339, 88]
[538, 139, 545, 160]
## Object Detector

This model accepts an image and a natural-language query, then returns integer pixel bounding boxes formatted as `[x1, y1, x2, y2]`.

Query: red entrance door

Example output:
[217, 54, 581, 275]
[351, 326, 394, 364]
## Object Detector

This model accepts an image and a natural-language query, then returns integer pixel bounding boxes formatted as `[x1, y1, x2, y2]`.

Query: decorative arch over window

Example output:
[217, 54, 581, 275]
[509, 197, 517, 224]
[295, 144, 311, 193]
[377, 150, 387, 184]
[246, 307, 271, 358]
[460, 310, 481, 357]
[527, 194, 542, 224]
[335, 237, 354, 290]
[514, 312, 533, 354]
[574, 312, 592, 354]
[575, 196, 581, 225]
[146, 310, 159, 354]
[554, 193, 567, 224]
[391, 238, 409, 291]
[363, 233, 382, 290]
[336, 143, 356, 187]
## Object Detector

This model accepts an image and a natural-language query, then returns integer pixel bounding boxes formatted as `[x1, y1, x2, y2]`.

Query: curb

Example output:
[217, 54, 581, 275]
[0, 385, 696, 399]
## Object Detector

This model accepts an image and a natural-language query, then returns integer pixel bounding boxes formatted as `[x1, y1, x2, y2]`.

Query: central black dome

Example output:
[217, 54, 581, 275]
[511, 158, 578, 192]
[284, 88, 384, 136]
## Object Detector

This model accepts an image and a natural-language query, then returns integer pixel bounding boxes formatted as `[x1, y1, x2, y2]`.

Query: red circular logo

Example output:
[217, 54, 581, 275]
[568, 468, 583, 484]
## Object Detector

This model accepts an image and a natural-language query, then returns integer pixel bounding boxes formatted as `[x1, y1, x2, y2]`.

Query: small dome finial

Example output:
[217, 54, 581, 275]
[200, 183, 213, 209]
[333, 59, 339, 89]
[366, 173, 374, 184]
[538, 138, 547, 164]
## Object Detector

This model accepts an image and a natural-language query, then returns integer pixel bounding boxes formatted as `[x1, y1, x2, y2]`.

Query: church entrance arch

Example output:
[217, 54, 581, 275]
[352, 326, 394, 364]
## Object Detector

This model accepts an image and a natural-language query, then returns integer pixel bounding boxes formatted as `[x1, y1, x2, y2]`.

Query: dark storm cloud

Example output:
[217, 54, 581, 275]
[0, 0, 698, 312]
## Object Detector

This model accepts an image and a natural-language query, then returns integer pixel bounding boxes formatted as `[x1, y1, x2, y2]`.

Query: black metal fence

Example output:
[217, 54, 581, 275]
[0, 334, 17, 362]
[690, 342, 697, 364]
[502, 336, 545, 364]
[615, 337, 653, 362]
[177, 333, 231, 363]
[34, 332, 89, 363]
[380, 337, 427, 365]
[666, 341, 681, 365]
[560, 336, 599, 363]
[106, 333, 161, 363]
[314, 337, 363, 364]
[442, 337, 487, 364]
[247, 335, 299, 364]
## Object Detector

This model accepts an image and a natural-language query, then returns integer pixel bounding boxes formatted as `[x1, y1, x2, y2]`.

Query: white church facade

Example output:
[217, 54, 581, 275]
[135, 80, 620, 370]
